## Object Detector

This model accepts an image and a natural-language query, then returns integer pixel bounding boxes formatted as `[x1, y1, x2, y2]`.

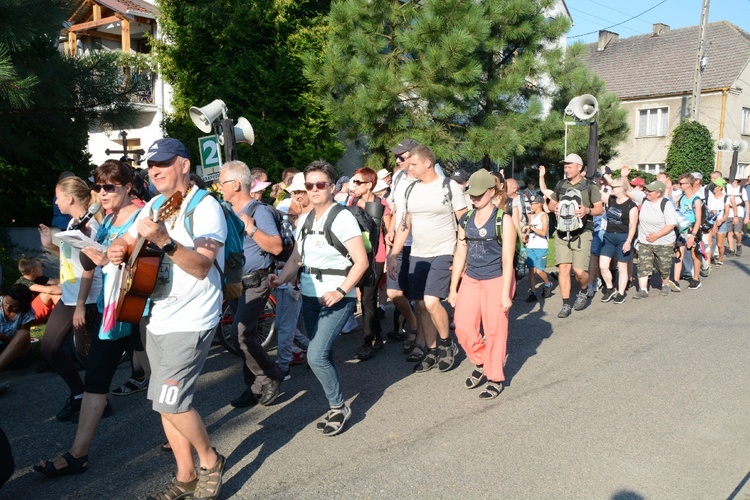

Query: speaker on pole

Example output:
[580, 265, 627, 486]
[234, 117, 255, 145]
[189, 99, 227, 133]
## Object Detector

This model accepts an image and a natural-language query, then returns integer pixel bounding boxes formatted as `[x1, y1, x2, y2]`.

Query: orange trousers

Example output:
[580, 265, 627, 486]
[454, 274, 515, 383]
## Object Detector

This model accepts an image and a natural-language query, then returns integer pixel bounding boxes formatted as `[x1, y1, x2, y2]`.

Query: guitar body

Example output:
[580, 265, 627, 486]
[115, 191, 184, 323]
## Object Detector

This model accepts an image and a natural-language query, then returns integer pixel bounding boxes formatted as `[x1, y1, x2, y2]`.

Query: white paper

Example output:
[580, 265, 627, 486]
[56, 229, 107, 253]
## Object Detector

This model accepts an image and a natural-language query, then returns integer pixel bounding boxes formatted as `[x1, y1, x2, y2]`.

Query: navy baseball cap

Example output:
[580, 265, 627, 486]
[142, 138, 191, 163]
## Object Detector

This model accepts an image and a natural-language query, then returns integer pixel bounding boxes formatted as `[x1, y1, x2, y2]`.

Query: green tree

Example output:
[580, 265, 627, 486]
[307, 0, 570, 171]
[525, 42, 629, 184]
[0, 0, 146, 226]
[154, 0, 343, 180]
[665, 120, 714, 180]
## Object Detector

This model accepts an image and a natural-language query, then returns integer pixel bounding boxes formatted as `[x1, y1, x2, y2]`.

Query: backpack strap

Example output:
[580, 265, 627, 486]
[401, 181, 418, 230]
[298, 204, 352, 281]
[181, 188, 225, 276]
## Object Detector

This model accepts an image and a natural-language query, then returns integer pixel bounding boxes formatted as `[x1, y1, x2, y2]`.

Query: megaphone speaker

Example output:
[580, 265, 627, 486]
[571, 94, 599, 121]
[717, 137, 732, 151]
[733, 140, 748, 154]
[234, 117, 255, 145]
[189, 99, 227, 133]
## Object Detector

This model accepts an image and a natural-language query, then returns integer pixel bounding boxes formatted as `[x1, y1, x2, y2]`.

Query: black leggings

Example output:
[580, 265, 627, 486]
[358, 262, 384, 345]
[128, 318, 151, 380]
[40, 303, 101, 397]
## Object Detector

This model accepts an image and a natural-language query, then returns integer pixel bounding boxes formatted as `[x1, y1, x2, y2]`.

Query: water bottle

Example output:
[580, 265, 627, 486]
[281, 215, 294, 254]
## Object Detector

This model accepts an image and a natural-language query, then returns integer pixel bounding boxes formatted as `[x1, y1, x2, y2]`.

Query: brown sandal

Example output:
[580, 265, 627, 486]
[146, 477, 197, 500]
[194, 451, 226, 500]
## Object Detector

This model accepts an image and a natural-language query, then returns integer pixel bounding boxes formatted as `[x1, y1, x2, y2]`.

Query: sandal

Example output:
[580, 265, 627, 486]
[479, 382, 504, 400]
[402, 325, 417, 353]
[465, 366, 485, 389]
[147, 476, 198, 500]
[34, 452, 88, 477]
[194, 450, 226, 500]
[406, 344, 426, 362]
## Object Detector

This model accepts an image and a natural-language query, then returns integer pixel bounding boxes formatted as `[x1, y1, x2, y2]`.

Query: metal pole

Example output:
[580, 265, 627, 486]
[691, 0, 710, 121]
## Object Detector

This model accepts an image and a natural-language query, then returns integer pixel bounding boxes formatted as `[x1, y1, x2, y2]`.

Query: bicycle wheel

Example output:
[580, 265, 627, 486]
[215, 301, 242, 357]
[259, 294, 277, 351]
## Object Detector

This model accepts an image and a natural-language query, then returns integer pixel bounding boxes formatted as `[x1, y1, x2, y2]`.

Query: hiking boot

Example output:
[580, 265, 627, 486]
[600, 287, 617, 303]
[669, 279, 681, 293]
[557, 304, 572, 318]
[542, 285, 553, 298]
[437, 341, 459, 372]
[56, 395, 82, 422]
[660, 286, 670, 296]
[688, 279, 702, 290]
[613, 293, 626, 304]
[632, 289, 649, 299]
[525, 293, 538, 303]
[573, 291, 588, 311]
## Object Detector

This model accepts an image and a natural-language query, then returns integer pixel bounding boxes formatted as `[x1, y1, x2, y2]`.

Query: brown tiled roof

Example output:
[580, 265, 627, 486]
[581, 21, 750, 99]
[98, 0, 158, 16]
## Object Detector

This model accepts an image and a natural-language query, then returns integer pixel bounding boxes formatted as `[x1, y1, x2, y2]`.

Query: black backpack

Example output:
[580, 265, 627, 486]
[247, 200, 294, 264]
[299, 202, 379, 287]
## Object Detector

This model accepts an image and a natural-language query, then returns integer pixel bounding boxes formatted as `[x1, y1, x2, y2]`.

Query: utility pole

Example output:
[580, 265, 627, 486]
[691, 0, 710, 121]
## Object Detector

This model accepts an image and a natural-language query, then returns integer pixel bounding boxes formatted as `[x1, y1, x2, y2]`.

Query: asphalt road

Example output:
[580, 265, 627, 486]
[2, 255, 750, 499]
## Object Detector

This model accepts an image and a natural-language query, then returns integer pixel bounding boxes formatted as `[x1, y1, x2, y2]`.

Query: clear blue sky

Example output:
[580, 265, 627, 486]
[565, 0, 750, 44]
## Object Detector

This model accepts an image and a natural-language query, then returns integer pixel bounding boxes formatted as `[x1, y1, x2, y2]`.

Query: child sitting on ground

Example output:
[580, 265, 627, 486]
[0, 284, 37, 393]
[15, 256, 61, 325]
[524, 193, 553, 302]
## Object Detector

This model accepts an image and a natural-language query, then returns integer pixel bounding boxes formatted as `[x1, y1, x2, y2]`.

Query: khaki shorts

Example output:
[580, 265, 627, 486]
[554, 230, 593, 271]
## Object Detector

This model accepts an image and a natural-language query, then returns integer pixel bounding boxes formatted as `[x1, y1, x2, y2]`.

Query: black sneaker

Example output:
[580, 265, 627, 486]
[525, 293, 538, 303]
[688, 279, 702, 290]
[437, 341, 459, 372]
[56, 395, 82, 422]
[542, 285, 553, 298]
[414, 351, 438, 373]
[355, 343, 375, 361]
[613, 293, 626, 304]
[230, 389, 259, 408]
[600, 287, 617, 303]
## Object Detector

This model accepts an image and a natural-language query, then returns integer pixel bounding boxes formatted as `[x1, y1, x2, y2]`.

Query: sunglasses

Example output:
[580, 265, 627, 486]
[396, 155, 408, 162]
[92, 183, 121, 193]
[305, 181, 330, 190]
[352, 179, 369, 185]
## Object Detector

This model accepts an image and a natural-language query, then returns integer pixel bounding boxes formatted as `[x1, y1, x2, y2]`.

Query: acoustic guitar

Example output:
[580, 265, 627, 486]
[115, 192, 183, 323]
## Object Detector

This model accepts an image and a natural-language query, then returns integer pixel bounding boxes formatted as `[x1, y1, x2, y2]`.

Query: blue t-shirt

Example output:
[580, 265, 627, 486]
[241, 201, 280, 273]
[459, 208, 503, 281]
[0, 297, 36, 347]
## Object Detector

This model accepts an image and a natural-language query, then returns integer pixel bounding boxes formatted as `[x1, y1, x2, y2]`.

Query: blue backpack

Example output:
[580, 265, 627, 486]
[152, 188, 246, 300]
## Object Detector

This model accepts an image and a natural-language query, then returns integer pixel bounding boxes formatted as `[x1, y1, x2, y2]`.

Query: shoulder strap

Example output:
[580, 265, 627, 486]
[401, 181, 418, 229]
[554, 179, 565, 198]
[183, 188, 210, 238]
[322, 204, 349, 260]
[246, 199, 262, 217]
[660, 197, 668, 213]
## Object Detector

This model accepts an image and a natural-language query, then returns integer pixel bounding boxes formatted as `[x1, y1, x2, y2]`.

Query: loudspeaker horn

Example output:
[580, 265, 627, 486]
[564, 96, 579, 117]
[570, 94, 599, 121]
[733, 140, 748, 154]
[234, 117, 255, 145]
[189, 99, 227, 133]
[716, 137, 733, 151]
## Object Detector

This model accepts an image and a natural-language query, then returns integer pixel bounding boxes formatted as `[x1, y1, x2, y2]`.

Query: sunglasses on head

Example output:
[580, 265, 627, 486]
[305, 181, 330, 190]
[92, 183, 121, 193]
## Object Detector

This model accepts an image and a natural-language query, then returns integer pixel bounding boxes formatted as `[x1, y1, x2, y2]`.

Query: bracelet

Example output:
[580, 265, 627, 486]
[248, 227, 258, 238]
[336, 287, 347, 296]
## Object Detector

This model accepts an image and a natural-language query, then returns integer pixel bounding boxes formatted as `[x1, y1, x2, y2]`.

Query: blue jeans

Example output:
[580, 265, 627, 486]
[301, 295, 356, 408]
[275, 286, 308, 371]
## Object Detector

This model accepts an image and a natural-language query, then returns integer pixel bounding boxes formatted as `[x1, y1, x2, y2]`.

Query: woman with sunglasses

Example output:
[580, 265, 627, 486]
[448, 169, 515, 400]
[37, 176, 103, 423]
[269, 160, 368, 436]
[349, 167, 392, 360]
[35, 160, 146, 477]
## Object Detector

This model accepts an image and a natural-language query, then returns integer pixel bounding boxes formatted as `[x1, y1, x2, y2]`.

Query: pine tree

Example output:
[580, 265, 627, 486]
[307, 0, 571, 170]
[154, 0, 344, 179]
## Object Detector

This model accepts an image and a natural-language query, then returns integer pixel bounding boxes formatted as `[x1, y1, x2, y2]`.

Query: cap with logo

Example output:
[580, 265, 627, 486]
[142, 138, 191, 163]
[450, 169, 470, 184]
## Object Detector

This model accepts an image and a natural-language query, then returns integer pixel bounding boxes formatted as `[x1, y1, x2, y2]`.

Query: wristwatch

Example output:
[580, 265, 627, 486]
[161, 238, 178, 256]
[248, 226, 258, 238]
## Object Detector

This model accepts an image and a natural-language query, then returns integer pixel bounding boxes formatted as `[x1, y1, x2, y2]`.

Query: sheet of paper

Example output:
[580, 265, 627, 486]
[55, 229, 107, 253]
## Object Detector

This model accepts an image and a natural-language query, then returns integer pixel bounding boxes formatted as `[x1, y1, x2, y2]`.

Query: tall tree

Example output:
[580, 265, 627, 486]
[307, 0, 571, 170]
[154, 0, 344, 179]
[665, 121, 714, 180]
[0, 0, 146, 226]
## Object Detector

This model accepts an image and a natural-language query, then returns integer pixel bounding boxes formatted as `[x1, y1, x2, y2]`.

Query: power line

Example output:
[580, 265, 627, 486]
[568, 6, 644, 36]
[568, 0, 669, 39]
[582, 0, 655, 26]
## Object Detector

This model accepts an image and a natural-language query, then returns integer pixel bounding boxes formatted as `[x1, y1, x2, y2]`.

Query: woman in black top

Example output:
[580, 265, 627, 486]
[599, 177, 638, 304]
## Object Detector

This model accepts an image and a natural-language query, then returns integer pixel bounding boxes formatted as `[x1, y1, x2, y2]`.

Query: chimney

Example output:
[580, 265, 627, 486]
[652, 23, 670, 36]
[597, 30, 619, 51]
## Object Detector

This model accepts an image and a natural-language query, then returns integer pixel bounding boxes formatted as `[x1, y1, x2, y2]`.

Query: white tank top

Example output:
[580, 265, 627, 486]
[527, 212, 548, 249]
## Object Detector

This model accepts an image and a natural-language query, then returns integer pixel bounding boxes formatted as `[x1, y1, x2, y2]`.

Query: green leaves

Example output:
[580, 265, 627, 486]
[665, 121, 715, 179]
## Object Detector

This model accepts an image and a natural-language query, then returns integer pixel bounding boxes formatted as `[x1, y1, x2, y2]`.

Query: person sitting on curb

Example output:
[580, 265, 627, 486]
[0, 285, 36, 394]
[14, 256, 61, 325]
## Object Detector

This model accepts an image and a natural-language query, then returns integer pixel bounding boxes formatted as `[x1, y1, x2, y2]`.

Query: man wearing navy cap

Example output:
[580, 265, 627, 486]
[108, 138, 227, 499]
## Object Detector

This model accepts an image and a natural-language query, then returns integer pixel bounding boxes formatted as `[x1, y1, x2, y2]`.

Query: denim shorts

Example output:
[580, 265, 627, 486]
[600, 232, 632, 262]
[591, 229, 606, 256]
